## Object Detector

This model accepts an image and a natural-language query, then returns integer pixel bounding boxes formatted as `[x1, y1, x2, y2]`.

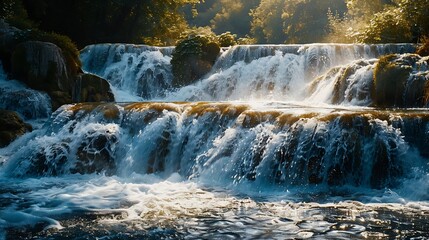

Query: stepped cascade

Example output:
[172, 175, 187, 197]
[2, 43, 429, 238]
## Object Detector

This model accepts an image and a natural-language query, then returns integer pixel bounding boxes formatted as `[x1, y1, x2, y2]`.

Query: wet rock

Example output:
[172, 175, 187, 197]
[10, 40, 75, 109]
[11, 41, 71, 91]
[373, 54, 429, 107]
[26, 143, 70, 176]
[73, 73, 114, 103]
[0, 109, 32, 147]
[0, 87, 51, 119]
[0, 22, 114, 111]
[171, 36, 220, 87]
[0, 20, 23, 72]
[73, 130, 118, 175]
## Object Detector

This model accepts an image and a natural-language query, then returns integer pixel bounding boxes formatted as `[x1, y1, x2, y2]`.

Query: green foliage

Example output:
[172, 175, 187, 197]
[251, 0, 346, 44]
[0, 0, 34, 29]
[283, 0, 347, 44]
[358, 8, 412, 43]
[217, 32, 237, 47]
[185, 0, 259, 38]
[250, 0, 285, 43]
[327, 0, 427, 43]
[237, 37, 257, 45]
[399, 0, 429, 38]
[171, 35, 220, 87]
[21, 0, 201, 48]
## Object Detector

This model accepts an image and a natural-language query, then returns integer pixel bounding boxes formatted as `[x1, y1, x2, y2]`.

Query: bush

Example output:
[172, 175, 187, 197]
[217, 32, 237, 47]
[171, 35, 220, 87]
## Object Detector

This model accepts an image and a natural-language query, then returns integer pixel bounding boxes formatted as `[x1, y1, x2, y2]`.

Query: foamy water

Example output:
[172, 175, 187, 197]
[1, 43, 429, 238]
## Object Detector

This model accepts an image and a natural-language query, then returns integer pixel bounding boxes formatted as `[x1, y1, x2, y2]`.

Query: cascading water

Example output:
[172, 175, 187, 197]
[2, 43, 429, 239]
[0, 63, 52, 121]
[81, 44, 174, 101]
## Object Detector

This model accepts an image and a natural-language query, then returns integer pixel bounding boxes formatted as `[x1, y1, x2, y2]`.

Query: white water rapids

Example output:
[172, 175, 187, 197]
[1, 43, 429, 239]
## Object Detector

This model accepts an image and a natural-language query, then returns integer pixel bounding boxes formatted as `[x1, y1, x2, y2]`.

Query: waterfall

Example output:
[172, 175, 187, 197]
[2, 102, 427, 191]
[81, 44, 174, 101]
[0, 63, 52, 120]
[2, 43, 429, 238]
[81, 43, 417, 103]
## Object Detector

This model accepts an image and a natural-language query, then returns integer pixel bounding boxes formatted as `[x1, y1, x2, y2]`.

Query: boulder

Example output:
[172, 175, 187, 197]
[1, 21, 116, 111]
[0, 19, 23, 72]
[171, 35, 220, 87]
[0, 109, 32, 147]
[73, 73, 115, 103]
[73, 130, 118, 175]
[11, 41, 71, 92]
[10, 40, 75, 109]
[373, 54, 429, 107]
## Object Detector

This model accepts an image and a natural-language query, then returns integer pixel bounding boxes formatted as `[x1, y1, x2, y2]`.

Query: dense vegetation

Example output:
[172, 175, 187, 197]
[2, 0, 428, 48]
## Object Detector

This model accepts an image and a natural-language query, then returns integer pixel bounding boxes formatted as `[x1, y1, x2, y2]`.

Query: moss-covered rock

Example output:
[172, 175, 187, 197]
[171, 35, 220, 87]
[373, 54, 415, 107]
[0, 109, 32, 147]
[0, 21, 105, 111]
[73, 73, 115, 103]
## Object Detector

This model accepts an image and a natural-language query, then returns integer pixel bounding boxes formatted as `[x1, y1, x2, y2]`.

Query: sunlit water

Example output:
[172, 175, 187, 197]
[2, 43, 429, 239]
[2, 173, 429, 239]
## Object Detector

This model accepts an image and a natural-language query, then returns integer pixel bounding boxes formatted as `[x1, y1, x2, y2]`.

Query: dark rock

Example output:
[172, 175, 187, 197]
[171, 36, 220, 87]
[73, 130, 118, 175]
[0, 109, 32, 147]
[0, 87, 51, 119]
[373, 54, 429, 107]
[10, 40, 76, 109]
[26, 143, 70, 176]
[11, 41, 71, 92]
[0, 20, 23, 72]
[0, 22, 114, 111]
[73, 73, 115, 103]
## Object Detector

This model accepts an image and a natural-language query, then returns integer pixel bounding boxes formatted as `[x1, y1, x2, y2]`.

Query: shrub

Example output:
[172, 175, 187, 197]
[217, 32, 237, 47]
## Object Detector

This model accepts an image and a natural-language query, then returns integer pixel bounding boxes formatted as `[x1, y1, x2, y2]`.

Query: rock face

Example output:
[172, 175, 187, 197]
[373, 54, 429, 107]
[0, 110, 32, 147]
[73, 73, 114, 103]
[11, 41, 71, 92]
[0, 20, 115, 111]
[10, 41, 73, 109]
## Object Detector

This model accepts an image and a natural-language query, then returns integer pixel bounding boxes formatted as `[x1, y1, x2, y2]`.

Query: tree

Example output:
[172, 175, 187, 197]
[326, 0, 427, 43]
[0, 0, 34, 28]
[359, 7, 412, 43]
[398, 0, 429, 40]
[251, 0, 346, 44]
[22, 0, 201, 48]
[210, 0, 259, 37]
[250, 0, 286, 43]
[282, 0, 346, 43]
